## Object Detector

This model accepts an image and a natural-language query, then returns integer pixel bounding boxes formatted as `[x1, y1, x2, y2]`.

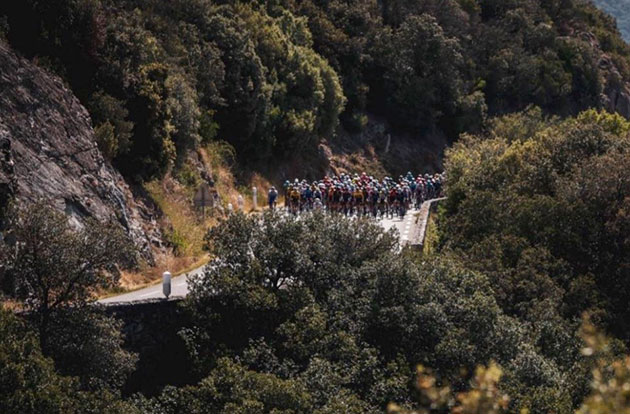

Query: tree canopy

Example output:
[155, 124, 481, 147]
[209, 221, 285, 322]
[0, 203, 135, 350]
[442, 108, 630, 340]
[0, 0, 628, 178]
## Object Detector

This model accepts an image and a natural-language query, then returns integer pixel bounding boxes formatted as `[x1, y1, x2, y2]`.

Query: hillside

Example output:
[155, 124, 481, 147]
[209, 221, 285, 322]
[6, 1, 630, 413]
[1, 0, 630, 184]
[592, 0, 630, 41]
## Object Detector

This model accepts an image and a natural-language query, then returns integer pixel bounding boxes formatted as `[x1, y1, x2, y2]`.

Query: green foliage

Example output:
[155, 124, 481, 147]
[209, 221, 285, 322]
[165, 212, 586, 414]
[0, 203, 135, 349]
[442, 108, 630, 341]
[175, 162, 201, 189]
[94, 121, 118, 160]
[457, 0, 482, 16]
[381, 14, 464, 129]
[0, 309, 141, 414]
[166, 72, 202, 162]
[88, 91, 134, 159]
[2, 0, 628, 177]
[165, 228, 190, 257]
[0, 309, 78, 414]
[199, 110, 220, 144]
[389, 319, 630, 414]
[196, 357, 312, 413]
[577, 108, 630, 136]
[45, 308, 137, 391]
[212, 6, 342, 157]
[122, 62, 177, 180]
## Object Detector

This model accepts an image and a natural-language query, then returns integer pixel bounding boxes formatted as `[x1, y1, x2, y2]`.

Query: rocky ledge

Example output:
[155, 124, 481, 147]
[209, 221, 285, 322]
[0, 41, 161, 262]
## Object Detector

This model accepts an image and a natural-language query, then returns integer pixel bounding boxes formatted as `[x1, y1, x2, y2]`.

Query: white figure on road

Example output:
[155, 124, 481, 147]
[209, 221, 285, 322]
[237, 194, 245, 211]
[163, 271, 171, 299]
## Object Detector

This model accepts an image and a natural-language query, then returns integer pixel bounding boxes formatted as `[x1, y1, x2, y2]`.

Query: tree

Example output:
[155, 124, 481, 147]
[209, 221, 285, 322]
[195, 358, 312, 413]
[88, 91, 134, 160]
[166, 72, 202, 162]
[122, 62, 177, 181]
[0, 309, 142, 414]
[0, 309, 78, 414]
[381, 14, 465, 130]
[204, 7, 272, 160]
[179, 211, 579, 413]
[94, 121, 118, 160]
[441, 108, 630, 340]
[236, 6, 345, 156]
[0, 203, 135, 350]
[45, 308, 137, 391]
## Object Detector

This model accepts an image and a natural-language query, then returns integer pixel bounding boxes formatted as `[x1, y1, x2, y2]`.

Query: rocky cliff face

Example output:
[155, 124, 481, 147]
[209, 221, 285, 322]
[600, 55, 630, 119]
[574, 31, 630, 119]
[0, 133, 15, 216]
[0, 41, 161, 262]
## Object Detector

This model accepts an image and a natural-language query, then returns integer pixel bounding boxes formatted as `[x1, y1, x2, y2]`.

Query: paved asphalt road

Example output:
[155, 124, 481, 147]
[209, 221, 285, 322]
[98, 208, 420, 304]
[98, 266, 205, 304]
[379, 207, 421, 245]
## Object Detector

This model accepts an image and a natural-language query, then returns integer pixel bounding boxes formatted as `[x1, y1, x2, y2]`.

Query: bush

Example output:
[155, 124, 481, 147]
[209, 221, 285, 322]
[94, 121, 118, 160]
[45, 308, 137, 391]
[442, 108, 630, 339]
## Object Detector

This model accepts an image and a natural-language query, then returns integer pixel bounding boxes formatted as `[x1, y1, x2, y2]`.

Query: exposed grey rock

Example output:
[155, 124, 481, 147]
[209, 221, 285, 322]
[0, 41, 161, 262]
[571, 30, 630, 120]
[600, 55, 630, 119]
[0, 127, 16, 215]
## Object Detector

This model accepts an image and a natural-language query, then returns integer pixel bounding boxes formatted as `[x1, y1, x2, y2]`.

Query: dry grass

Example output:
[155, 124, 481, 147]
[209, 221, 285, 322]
[117, 254, 210, 291]
[0, 299, 23, 312]
[106, 141, 247, 293]
[240, 172, 274, 212]
[199, 142, 273, 212]
[103, 144, 229, 293]
[93, 254, 211, 298]
[198, 141, 241, 208]
[144, 177, 215, 257]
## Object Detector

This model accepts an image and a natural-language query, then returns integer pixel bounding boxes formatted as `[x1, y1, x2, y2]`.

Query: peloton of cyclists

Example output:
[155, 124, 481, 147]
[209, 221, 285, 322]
[277, 171, 444, 217]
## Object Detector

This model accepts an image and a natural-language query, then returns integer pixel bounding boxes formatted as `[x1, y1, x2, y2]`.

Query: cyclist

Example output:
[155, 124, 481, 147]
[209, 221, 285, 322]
[353, 185, 365, 216]
[268, 186, 278, 210]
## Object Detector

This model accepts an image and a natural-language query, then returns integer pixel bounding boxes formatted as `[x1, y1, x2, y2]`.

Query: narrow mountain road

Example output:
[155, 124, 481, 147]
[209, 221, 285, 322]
[98, 266, 205, 304]
[379, 207, 422, 245]
[99, 207, 424, 304]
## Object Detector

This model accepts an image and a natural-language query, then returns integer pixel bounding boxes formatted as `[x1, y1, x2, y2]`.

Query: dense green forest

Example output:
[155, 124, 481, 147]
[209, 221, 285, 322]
[1, 0, 629, 180]
[593, 0, 630, 41]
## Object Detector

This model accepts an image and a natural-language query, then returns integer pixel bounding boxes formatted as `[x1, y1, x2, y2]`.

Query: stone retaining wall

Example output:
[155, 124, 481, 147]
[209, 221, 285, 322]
[100, 298, 193, 396]
[409, 197, 446, 250]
